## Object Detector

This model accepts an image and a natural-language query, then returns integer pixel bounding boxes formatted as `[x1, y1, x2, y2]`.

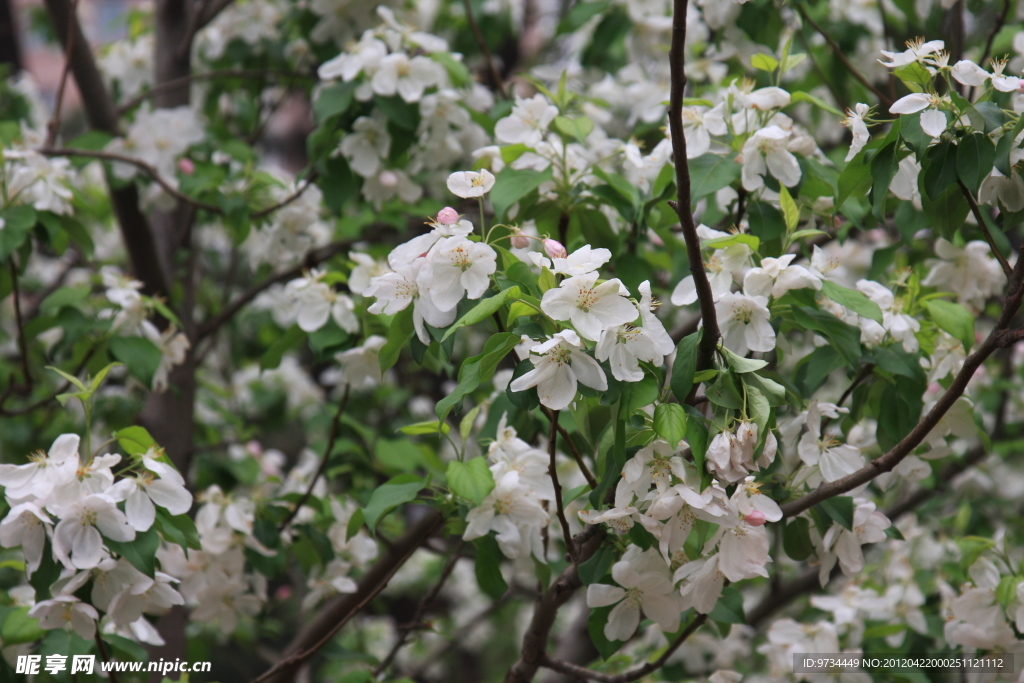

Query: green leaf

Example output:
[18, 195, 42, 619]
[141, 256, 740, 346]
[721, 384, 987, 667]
[708, 585, 746, 624]
[925, 299, 975, 351]
[653, 403, 688, 446]
[958, 536, 996, 569]
[47, 365, 87, 392]
[109, 336, 163, 388]
[751, 53, 779, 71]
[718, 345, 768, 373]
[154, 509, 202, 551]
[893, 61, 933, 93]
[820, 280, 884, 323]
[920, 182, 970, 241]
[39, 286, 91, 315]
[783, 518, 814, 561]
[437, 332, 521, 420]
[474, 535, 509, 599]
[702, 234, 760, 251]
[0, 205, 37, 260]
[0, 607, 44, 645]
[490, 166, 554, 220]
[363, 474, 425, 533]
[442, 287, 518, 341]
[398, 420, 451, 436]
[816, 496, 855, 531]
[553, 115, 594, 143]
[622, 374, 659, 412]
[956, 132, 996, 196]
[870, 141, 900, 220]
[791, 306, 863, 369]
[995, 115, 1024, 177]
[113, 426, 157, 456]
[670, 329, 702, 400]
[447, 457, 495, 505]
[922, 140, 959, 201]
[313, 81, 356, 122]
[747, 201, 785, 242]
[578, 543, 615, 585]
[878, 382, 923, 451]
[346, 508, 365, 542]
[778, 185, 799, 231]
[685, 414, 712, 491]
[790, 90, 842, 116]
[379, 307, 415, 373]
[105, 527, 160, 576]
[836, 151, 873, 208]
[588, 604, 626, 659]
[688, 154, 742, 200]
[374, 95, 419, 130]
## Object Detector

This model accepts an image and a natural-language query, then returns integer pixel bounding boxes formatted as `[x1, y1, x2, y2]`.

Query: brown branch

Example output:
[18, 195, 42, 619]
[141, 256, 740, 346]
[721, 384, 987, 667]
[667, 0, 719, 379]
[780, 255, 1024, 519]
[547, 410, 578, 564]
[795, 4, 894, 109]
[115, 68, 312, 115]
[94, 631, 120, 683]
[196, 238, 353, 341]
[278, 387, 350, 532]
[539, 613, 709, 683]
[42, 0, 170, 299]
[552, 415, 597, 489]
[461, 0, 509, 99]
[254, 509, 445, 683]
[45, 0, 78, 148]
[958, 179, 1013, 277]
[39, 146, 221, 214]
[372, 539, 465, 677]
[9, 258, 32, 390]
[251, 171, 319, 219]
[504, 526, 605, 683]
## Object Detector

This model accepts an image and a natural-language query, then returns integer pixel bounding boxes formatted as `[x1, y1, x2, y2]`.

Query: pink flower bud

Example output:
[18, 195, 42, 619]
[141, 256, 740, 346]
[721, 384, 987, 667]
[743, 511, 767, 527]
[436, 207, 460, 225]
[379, 170, 398, 188]
[510, 233, 530, 249]
[543, 238, 567, 259]
[177, 158, 195, 175]
[275, 585, 293, 600]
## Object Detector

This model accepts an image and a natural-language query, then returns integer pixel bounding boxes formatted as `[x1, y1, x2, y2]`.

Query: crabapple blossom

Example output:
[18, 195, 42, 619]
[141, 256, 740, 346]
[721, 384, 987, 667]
[889, 93, 948, 138]
[715, 292, 776, 355]
[587, 548, 683, 640]
[463, 471, 549, 560]
[420, 235, 498, 311]
[743, 253, 822, 299]
[841, 103, 872, 161]
[541, 274, 637, 341]
[446, 169, 496, 198]
[819, 499, 891, 581]
[509, 330, 608, 410]
[495, 94, 559, 146]
[28, 596, 100, 640]
[50, 493, 136, 569]
[0, 433, 80, 502]
[740, 125, 802, 191]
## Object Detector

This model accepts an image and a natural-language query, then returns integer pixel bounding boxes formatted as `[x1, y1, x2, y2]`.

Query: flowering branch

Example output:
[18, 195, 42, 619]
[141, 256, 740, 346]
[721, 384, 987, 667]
[780, 255, 1024, 518]
[373, 538, 465, 677]
[795, 4, 894, 109]
[44, 0, 78, 148]
[547, 410, 578, 564]
[667, 0, 720, 378]
[255, 510, 445, 683]
[958, 179, 1013, 277]
[461, 0, 509, 99]
[196, 238, 355, 342]
[115, 68, 313, 115]
[278, 387, 350, 532]
[539, 613, 709, 682]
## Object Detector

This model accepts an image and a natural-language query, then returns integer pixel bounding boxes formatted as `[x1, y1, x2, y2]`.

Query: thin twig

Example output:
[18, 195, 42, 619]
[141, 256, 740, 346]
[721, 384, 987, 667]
[405, 594, 511, 679]
[196, 237, 353, 342]
[39, 147, 221, 213]
[461, 0, 509, 99]
[551, 416, 597, 488]
[539, 613, 709, 682]
[45, 0, 78, 148]
[373, 539, 466, 677]
[251, 171, 319, 219]
[278, 387, 350, 532]
[94, 631, 120, 683]
[116, 68, 312, 115]
[253, 511, 445, 683]
[667, 0, 720, 381]
[796, 4, 894, 109]
[547, 410, 578, 564]
[9, 257, 32, 390]
[958, 179, 1013, 277]
[0, 343, 99, 416]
